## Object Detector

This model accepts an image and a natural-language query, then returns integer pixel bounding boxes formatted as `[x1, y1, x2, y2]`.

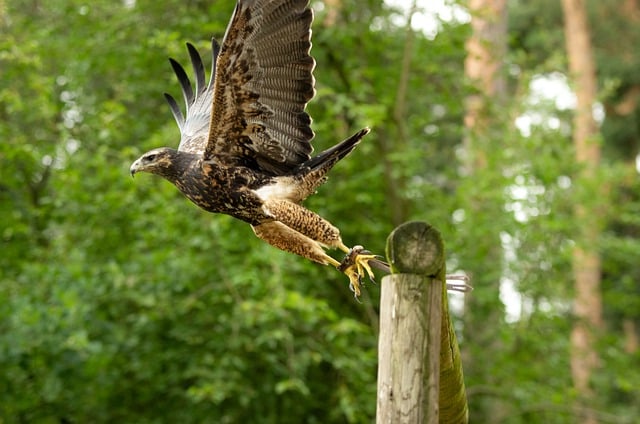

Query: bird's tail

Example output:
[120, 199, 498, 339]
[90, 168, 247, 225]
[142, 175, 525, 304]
[291, 128, 369, 201]
[300, 128, 370, 173]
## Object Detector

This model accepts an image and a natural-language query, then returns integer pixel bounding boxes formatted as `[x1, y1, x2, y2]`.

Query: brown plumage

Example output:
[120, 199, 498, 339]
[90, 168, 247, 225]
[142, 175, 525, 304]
[130, 0, 387, 297]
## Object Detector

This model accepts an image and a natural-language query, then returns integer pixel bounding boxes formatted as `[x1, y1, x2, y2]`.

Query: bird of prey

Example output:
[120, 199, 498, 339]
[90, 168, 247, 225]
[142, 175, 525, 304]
[130, 0, 387, 297]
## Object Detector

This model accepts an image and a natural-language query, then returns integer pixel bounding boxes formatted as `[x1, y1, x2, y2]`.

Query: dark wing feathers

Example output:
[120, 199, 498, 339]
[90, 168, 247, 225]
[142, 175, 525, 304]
[163, 0, 315, 172]
[164, 39, 220, 154]
[187, 43, 206, 95]
[204, 0, 316, 175]
[169, 57, 194, 108]
[164, 92, 184, 128]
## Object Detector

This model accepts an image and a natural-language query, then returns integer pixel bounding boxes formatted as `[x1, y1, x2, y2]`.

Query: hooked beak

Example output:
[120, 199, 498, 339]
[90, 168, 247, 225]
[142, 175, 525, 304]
[129, 159, 141, 177]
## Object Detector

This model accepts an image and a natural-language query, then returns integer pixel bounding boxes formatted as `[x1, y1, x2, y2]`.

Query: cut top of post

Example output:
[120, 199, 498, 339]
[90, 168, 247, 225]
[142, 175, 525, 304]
[386, 221, 445, 276]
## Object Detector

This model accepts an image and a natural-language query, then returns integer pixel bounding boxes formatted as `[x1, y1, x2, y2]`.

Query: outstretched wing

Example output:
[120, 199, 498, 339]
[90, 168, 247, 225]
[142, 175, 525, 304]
[204, 0, 316, 175]
[164, 40, 220, 155]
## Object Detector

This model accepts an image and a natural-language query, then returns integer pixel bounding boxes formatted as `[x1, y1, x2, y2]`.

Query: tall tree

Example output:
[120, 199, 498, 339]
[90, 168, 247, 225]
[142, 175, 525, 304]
[561, 0, 603, 422]
[595, 0, 640, 364]
[461, 0, 509, 421]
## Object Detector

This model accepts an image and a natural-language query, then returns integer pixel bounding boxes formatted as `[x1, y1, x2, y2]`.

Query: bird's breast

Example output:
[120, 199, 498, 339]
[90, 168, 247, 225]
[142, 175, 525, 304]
[174, 163, 270, 225]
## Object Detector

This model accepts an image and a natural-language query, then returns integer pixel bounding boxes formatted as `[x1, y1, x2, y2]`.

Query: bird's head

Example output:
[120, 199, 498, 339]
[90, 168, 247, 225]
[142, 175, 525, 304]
[130, 147, 180, 179]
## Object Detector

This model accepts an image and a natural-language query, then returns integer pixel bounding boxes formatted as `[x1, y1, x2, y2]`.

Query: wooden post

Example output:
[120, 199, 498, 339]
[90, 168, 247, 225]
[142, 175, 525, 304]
[376, 221, 468, 424]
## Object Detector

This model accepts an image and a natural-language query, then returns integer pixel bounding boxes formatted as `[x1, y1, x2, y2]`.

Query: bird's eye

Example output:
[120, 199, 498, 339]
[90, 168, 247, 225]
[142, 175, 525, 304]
[145, 154, 157, 162]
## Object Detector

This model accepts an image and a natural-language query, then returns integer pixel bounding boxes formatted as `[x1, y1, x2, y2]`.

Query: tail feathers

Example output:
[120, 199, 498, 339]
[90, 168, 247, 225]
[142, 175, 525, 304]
[299, 128, 370, 173]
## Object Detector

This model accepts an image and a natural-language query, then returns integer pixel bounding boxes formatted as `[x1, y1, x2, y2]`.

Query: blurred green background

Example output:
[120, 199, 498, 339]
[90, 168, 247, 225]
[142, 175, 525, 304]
[1, 0, 638, 422]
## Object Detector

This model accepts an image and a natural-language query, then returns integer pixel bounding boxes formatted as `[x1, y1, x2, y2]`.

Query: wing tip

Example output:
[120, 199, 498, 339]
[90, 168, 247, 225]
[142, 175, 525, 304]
[168, 57, 195, 106]
[211, 37, 221, 54]
[164, 92, 185, 128]
[186, 42, 206, 95]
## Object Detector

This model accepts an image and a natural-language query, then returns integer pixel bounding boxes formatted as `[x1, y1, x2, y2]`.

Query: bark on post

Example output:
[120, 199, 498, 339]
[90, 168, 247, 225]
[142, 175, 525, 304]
[376, 221, 468, 424]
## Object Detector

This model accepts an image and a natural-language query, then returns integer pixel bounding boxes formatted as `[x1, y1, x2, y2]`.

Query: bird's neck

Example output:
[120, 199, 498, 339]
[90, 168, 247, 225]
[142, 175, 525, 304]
[156, 151, 198, 183]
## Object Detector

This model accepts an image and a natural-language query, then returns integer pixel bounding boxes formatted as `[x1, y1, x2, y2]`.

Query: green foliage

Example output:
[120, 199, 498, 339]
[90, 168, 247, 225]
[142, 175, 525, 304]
[0, 0, 404, 422]
[1, 0, 639, 422]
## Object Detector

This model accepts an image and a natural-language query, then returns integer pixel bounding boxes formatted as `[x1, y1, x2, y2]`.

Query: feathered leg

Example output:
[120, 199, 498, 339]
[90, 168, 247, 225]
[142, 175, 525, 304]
[260, 199, 385, 296]
[252, 221, 341, 267]
[262, 199, 344, 248]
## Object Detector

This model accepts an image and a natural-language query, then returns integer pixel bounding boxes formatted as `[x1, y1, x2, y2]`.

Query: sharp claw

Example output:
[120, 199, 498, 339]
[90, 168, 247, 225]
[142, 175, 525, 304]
[356, 256, 377, 283]
[345, 268, 362, 298]
[338, 245, 387, 298]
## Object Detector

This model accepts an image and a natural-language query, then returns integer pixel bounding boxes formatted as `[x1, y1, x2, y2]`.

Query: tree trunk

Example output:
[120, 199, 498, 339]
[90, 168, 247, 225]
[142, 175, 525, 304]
[464, 0, 507, 170]
[561, 1, 604, 423]
[322, 0, 341, 27]
[377, 0, 419, 226]
[462, 0, 508, 421]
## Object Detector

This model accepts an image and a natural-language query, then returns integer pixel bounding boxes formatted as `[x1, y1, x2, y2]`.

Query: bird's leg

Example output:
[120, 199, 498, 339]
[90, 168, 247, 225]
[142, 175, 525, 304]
[252, 221, 341, 267]
[337, 245, 374, 280]
[262, 199, 344, 248]
[261, 199, 387, 297]
[252, 221, 368, 295]
[336, 245, 390, 297]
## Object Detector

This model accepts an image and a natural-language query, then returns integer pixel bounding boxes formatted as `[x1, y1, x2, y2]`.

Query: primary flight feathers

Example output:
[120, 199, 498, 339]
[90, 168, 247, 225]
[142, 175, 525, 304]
[130, 0, 384, 297]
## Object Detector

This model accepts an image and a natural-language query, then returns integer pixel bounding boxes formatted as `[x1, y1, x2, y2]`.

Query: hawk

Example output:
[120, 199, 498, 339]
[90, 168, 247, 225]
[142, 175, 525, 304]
[130, 0, 387, 297]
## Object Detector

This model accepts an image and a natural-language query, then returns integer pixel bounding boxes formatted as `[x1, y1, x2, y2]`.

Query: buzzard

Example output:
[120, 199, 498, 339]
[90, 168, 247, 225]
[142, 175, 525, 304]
[130, 0, 387, 297]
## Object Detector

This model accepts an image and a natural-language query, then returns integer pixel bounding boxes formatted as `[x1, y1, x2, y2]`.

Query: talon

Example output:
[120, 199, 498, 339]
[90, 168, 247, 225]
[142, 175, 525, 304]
[338, 245, 364, 272]
[338, 245, 388, 297]
[345, 268, 362, 297]
[355, 253, 378, 283]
